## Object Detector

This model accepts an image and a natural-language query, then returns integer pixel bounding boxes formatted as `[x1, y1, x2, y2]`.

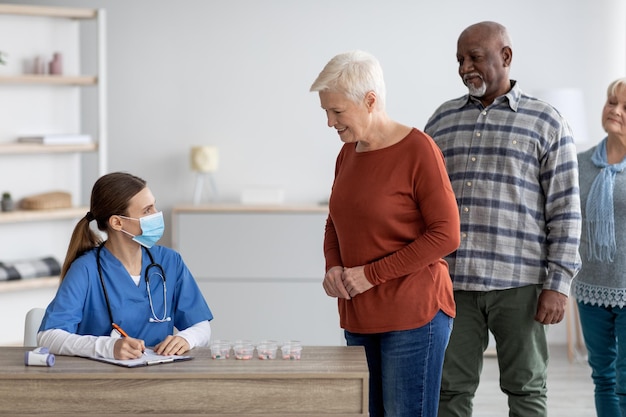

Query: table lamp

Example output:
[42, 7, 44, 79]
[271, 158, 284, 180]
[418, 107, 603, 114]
[190, 145, 219, 204]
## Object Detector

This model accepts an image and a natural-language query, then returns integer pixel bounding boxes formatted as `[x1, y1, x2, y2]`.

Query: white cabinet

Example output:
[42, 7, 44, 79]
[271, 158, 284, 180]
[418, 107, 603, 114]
[172, 204, 344, 346]
[0, 4, 106, 345]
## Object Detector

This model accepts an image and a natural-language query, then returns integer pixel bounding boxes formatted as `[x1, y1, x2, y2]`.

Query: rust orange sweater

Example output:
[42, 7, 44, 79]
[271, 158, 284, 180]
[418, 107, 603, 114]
[324, 128, 460, 333]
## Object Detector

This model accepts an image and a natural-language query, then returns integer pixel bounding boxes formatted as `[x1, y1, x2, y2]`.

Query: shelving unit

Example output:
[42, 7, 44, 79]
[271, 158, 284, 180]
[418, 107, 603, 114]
[0, 2, 108, 174]
[0, 4, 107, 341]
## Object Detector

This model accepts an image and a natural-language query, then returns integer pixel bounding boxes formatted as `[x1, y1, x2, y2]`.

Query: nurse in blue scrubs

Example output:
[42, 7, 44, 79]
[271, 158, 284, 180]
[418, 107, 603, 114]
[38, 172, 213, 360]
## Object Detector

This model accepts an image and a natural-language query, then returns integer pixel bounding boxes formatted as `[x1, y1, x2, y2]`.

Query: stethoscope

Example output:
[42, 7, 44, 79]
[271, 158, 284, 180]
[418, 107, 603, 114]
[96, 243, 171, 325]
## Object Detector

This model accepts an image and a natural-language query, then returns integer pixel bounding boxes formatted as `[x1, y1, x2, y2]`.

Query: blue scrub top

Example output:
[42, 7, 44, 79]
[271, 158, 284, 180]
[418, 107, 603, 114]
[40, 245, 213, 347]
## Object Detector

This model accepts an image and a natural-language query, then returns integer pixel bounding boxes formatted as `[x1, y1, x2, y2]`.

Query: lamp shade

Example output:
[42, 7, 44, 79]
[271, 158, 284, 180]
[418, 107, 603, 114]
[190, 146, 219, 173]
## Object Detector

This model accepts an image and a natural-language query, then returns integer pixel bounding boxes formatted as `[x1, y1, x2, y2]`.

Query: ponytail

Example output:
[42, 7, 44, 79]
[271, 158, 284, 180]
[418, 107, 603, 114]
[59, 214, 103, 281]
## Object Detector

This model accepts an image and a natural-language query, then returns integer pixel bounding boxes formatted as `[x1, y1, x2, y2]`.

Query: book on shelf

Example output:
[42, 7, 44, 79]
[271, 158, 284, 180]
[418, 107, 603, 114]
[17, 134, 93, 145]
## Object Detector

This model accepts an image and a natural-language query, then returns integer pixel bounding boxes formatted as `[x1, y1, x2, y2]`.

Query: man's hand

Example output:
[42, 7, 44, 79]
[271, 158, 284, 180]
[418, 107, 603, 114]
[535, 289, 568, 324]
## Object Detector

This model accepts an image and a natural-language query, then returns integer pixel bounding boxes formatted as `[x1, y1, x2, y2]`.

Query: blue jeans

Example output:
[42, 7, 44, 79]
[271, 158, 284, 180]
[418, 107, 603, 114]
[345, 310, 453, 417]
[578, 301, 626, 417]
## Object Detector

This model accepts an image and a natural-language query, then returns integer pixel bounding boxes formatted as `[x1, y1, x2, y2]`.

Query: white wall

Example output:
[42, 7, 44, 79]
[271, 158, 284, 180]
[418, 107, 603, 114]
[3, 0, 623, 245]
[1, 0, 625, 346]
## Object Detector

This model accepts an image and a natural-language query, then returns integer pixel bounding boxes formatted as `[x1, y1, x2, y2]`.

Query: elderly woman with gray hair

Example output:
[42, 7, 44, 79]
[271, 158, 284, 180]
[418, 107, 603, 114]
[574, 77, 626, 417]
[309, 50, 460, 417]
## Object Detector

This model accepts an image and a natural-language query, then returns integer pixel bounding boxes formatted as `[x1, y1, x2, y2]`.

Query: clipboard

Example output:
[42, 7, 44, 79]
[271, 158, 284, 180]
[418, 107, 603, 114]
[85, 348, 193, 368]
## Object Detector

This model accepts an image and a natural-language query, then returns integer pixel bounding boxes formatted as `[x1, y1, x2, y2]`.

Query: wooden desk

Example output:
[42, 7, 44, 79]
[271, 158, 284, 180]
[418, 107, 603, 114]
[0, 346, 368, 416]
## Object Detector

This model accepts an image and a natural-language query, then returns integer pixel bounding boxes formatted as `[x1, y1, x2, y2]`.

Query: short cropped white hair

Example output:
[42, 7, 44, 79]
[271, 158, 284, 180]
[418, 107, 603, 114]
[310, 50, 386, 110]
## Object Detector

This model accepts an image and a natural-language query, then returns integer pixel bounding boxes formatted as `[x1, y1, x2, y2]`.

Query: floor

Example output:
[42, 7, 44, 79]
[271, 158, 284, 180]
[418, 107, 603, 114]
[473, 345, 595, 416]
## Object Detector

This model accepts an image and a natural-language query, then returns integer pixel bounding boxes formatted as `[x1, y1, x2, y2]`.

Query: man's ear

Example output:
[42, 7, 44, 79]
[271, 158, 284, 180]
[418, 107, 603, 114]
[502, 46, 512, 67]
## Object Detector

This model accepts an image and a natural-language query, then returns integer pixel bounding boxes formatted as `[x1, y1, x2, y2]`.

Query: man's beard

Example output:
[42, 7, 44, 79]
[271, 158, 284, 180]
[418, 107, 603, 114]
[463, 73, 487, 97]
[467, 82, 486, 97]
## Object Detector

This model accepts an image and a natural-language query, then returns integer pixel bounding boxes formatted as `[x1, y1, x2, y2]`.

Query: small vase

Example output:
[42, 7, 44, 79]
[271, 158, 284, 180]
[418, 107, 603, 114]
[49, 52, 63, 75]
[34, 55, 46, 74]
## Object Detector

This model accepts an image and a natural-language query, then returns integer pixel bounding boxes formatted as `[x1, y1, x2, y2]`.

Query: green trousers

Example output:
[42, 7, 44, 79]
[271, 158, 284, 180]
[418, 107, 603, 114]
[438, 285, 549, 417]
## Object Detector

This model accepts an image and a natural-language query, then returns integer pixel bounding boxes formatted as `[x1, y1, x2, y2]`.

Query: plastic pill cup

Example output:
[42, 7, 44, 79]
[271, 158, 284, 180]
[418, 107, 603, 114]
[256, 340, 278, 360]
[209, 340, 232, 359]
[233, 341, 255, 360]
[281, 340, 302, 360]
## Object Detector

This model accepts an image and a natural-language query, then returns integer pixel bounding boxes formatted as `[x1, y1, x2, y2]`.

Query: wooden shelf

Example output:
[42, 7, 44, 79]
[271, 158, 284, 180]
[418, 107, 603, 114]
[0, 75, 97, 86]
[0, 142, 97, 154]
[0, 206, 88, 224]
[0, 277, 58, 294]
[0, 4, 96, 19]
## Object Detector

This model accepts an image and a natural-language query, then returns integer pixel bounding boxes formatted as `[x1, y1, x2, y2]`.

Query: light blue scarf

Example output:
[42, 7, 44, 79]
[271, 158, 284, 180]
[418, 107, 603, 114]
[586, 138, 626, 261]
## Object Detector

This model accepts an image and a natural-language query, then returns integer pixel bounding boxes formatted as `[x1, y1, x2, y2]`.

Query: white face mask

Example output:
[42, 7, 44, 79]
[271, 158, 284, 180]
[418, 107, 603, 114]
[119, 212, 164, 248]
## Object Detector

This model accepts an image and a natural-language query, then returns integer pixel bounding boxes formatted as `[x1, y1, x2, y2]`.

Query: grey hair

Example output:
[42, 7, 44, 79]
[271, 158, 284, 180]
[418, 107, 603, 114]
[607, 77, 626, 96]
[310, 50, 386, 110]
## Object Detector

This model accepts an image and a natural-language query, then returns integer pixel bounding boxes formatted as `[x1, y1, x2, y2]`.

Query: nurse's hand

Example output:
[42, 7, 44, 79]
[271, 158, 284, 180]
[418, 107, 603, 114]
[114, 337, 146, 360]
[154, 335, 190, 356]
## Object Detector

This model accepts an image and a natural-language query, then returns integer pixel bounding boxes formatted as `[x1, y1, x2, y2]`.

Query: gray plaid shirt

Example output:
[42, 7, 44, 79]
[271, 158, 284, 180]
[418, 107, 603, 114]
[425, 81, 581, 295]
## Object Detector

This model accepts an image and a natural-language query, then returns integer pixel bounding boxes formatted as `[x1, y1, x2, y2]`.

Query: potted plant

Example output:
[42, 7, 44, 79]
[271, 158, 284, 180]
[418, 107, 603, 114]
[0, 51, 6, 65]
[1, 192, 14, 212]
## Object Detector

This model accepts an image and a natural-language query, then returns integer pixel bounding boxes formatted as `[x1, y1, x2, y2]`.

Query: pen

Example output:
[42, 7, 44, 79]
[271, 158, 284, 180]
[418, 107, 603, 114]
[147, 358, 174, 366]
[112, 323, 147, 356]
[112, 323, 129, 338]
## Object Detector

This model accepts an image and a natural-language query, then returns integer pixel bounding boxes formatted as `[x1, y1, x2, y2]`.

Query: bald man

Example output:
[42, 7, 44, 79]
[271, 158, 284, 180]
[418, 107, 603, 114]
[425, 21, 582, 417]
